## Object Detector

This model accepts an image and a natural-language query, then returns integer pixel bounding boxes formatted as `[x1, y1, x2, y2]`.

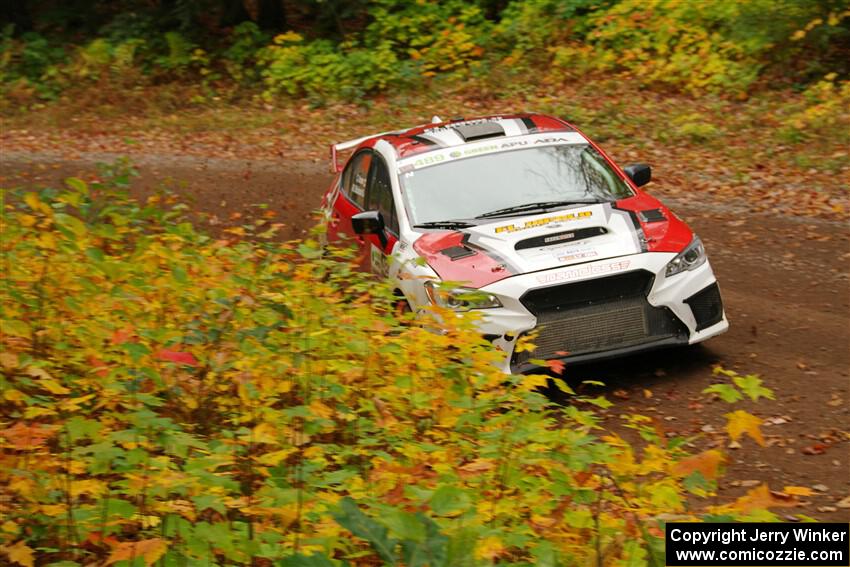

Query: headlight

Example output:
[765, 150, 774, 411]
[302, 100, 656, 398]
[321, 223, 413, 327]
[665, 235, 707, 277]
[424, 281, 502, 310]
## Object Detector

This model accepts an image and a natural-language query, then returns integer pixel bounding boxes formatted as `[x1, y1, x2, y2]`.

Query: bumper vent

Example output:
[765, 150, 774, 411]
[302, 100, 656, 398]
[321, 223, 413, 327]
[684, 283, 724, 331]
[513, 270, 687, 367]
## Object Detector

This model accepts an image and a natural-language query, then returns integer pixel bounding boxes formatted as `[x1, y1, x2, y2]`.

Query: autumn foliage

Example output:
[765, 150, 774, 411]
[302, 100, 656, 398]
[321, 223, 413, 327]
[1, 165, 800, 565]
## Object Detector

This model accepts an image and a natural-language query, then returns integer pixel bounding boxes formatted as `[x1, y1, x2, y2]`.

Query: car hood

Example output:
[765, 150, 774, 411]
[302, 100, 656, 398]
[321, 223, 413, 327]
[412, 202, 650, 288]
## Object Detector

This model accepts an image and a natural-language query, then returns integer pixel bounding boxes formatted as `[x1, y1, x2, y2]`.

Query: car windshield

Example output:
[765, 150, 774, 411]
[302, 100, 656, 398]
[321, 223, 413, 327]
[400, 144, 633, 225]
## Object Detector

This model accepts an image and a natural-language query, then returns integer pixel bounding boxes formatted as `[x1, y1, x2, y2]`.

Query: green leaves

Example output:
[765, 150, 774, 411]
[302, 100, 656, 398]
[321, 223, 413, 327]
[334, 499, 449, 567]
[277, 554, 338, 567]
[380, 509, 426, 542]
[732, 373, 774, 402]
[334, 498, 398, 565]
[703, 383, 743, 403]
[429, 486, 471, 516]
[53, 213, 87, 238]
[0, 170, 777, 567]
[705, 368, 774, 403]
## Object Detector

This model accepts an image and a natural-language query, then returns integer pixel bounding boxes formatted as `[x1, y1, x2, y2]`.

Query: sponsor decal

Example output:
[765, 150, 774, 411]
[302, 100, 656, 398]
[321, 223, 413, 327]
[535, 260, 631, 284]
[411, 154, 445, 168]
[399, 131, 586, 171]
[495, 210, 593, 234]
[558, 251, 598, 262]
[544, 232, 574, 243]
[370, 244, 388, 277]
[533, 137, 573, 144]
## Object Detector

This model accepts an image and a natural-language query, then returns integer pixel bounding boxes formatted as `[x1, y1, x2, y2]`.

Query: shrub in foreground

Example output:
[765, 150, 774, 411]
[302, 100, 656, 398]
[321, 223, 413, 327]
[1, 165, 794, 566]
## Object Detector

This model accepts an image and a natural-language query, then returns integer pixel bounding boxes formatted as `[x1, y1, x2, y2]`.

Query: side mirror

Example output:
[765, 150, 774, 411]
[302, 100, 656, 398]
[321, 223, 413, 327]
[352, 210, 387, 247]
[623, 163, 651, 187]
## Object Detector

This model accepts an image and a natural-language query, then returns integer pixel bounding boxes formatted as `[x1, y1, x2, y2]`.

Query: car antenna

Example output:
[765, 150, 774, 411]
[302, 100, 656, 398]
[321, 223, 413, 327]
[431, 115, 442, 123]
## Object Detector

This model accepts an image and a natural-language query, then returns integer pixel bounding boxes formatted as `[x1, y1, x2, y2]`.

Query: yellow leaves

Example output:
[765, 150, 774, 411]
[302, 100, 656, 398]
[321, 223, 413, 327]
[39, 503, 67, 517]
[132, 514, 162, 529]
[673, 449, 726, 480]
[152, 499, 197, 521]
[521, 374, 549, 391]
[783, 486, 814, 497]
[256, 448, 297, 467]
[17, 214, 38, 227]
[37, 232, 57, 250]
[638, 444, 669, 474]
[458, 458, 496, 474]
[2, 540, 35, 567]
[58, 394, 97, 412]
[309, 400, 334, 420]
[303, 446, 324, 460]
[724, 410, 765, 446]
[240, 505, 299, 527]
[648, 481, 684, 512]
[23, 406, 57, 419]
[251, 422, 279, 444]
[727, 484, 798, 513]
[1, 521, 19, 534]
[26, 367, 70, 395]
[105, 538, 168, 566]
[23, 192, 52, 216]
[475, 536, 505, 560]
[0, 352, 18, 369]
[273, 31, 303, 44]
[72, 479, 108, 498]
[4, 389, 25, 403]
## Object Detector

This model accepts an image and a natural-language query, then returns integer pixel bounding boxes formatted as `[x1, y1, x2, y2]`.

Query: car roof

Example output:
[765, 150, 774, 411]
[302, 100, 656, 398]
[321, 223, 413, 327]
[375, 114, 575, 159]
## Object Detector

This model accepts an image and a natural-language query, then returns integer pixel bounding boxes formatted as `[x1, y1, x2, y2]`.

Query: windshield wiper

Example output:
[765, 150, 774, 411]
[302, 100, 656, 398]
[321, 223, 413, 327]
[414, 220, 475, 229]
[475, 199, 602, 219]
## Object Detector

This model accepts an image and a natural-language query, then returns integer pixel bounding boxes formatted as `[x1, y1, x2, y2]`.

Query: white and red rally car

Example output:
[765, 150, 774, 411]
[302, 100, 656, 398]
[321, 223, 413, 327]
[322, 114, 728, 373]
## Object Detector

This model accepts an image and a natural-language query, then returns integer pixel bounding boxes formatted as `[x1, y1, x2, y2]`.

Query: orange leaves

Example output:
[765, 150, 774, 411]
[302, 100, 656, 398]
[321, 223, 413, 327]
[155, 348, 198, 367]
[728, 484, 799, 513]
[105, 538, 168, 566]
[0, 422, 58, 450]
[673, 449, 726, 480]
[724, 410, 765, 446]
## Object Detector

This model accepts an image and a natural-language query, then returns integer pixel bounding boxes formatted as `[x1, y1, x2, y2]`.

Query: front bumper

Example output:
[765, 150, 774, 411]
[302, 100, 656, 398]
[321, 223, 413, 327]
[471, 252, 728, 373]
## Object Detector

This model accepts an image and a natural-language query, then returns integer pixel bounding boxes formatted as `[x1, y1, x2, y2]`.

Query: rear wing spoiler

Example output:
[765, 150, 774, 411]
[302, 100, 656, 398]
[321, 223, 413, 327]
[328, 116, 443, 173]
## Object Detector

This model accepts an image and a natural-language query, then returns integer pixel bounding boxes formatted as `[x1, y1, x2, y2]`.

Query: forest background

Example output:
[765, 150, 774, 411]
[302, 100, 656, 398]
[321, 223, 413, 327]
[1, 1, 849, 566]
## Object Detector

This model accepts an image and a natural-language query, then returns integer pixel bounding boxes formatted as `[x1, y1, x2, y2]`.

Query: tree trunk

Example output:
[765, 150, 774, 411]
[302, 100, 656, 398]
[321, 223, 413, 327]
[256, 0, 285, 32]
[0, 0, 34, 33]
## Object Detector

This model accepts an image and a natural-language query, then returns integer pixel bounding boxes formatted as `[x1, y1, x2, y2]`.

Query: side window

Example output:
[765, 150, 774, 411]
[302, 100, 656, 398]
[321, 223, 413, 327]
[367, 157, 399, 235]
[342, 151, 372, 209]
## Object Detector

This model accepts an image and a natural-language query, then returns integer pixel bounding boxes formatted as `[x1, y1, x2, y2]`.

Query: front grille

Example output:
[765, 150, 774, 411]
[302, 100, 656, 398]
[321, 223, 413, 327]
[685, 283, 724, 331]
[513, 270, 687, 365]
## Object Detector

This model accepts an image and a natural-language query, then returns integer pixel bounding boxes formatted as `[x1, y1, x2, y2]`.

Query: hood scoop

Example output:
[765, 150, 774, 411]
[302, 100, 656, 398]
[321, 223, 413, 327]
[639, 209, 666, 223]
[515, 226, 607, 251]
[440, 245, 477, 261]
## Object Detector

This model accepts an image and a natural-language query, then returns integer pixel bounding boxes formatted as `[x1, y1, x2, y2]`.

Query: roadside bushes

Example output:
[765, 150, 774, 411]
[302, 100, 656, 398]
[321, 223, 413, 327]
[502, 0, 850, 95]
[0, 164, 797, 566]
[259, 33, 404, 102]
[2, 0, 847, 107]
[780, 73, 850, 143]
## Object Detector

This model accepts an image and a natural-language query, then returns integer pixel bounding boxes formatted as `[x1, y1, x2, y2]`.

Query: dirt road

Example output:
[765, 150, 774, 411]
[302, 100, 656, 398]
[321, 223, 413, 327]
[2, 151, 848, 520]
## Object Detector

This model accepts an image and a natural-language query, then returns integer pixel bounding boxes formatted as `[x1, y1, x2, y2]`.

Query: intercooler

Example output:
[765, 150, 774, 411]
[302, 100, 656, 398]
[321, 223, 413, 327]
[512, 270, 687, 366]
